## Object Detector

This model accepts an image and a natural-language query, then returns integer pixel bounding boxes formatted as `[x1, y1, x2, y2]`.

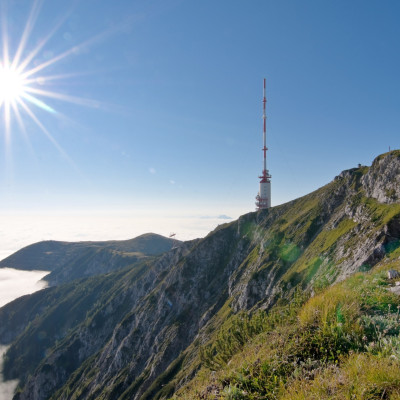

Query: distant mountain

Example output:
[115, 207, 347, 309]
[0, 151, 399, 400]
[0, 233, 178, 285]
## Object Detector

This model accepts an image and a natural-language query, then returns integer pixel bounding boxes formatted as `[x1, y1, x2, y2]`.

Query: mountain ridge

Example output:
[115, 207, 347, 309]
[0, 233, 177, 285]
[0, 150, 399, 399]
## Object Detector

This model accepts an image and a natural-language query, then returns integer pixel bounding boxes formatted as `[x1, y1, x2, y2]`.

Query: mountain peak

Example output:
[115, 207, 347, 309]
[362, 150, 400, 204]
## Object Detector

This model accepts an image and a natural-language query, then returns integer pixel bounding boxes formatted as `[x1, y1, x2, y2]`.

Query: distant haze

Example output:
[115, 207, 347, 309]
[0, 211, 238, 262]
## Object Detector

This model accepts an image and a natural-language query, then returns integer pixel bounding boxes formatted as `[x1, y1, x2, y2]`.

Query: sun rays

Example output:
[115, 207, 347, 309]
[0, 0, 111, 169]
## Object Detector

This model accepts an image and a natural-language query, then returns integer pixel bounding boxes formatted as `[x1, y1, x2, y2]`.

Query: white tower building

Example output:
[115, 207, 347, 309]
[255, 78, 271, 209]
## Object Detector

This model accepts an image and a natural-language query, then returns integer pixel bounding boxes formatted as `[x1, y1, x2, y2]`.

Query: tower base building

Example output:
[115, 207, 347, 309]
[256, 175, 271, 209]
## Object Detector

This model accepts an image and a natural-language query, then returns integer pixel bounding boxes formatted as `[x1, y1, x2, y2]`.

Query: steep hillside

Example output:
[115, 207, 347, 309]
[0, 151, 399, 400]
[0, 233, 177, 285]
[175, 253, 400, 399]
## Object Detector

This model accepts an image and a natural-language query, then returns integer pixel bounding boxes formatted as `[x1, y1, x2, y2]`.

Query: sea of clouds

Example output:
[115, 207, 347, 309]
[0, 211, 236, 262]
[0, 268, 49, 308]
[0, 270, 48, 399]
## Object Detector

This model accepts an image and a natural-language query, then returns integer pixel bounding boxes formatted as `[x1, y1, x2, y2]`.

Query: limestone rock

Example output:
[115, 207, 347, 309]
[361, 151, 400, 204]
[388, 270, 400, 280]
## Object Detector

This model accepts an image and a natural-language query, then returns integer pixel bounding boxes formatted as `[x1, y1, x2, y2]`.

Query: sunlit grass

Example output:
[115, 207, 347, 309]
[298, 284, 361, 336]
[173, 258, 400, 399]
[282, 354, 400, 400]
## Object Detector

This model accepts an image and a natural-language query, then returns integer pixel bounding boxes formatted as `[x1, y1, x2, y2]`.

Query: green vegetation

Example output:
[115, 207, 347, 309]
[174, 262, 400, 399]
[374, 149, 400, 163]
[199, 290, 308, 371]
[360, 196, 400, 225]
[283, 353, 400, 400]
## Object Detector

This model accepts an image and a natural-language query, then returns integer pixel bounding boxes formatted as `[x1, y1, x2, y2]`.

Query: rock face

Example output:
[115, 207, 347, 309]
[361, 150, 400, 204]
[0, 151, 400, 400]
[387, 269, 400, 280]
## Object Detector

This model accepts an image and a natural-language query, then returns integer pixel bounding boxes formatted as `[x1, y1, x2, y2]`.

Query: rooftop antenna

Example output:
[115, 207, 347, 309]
[255, 78, 271, 209]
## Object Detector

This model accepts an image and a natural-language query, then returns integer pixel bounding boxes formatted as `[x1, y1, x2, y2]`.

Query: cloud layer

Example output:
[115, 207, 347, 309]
[0, 346, 19, 400]
[0, 268, 49, 308]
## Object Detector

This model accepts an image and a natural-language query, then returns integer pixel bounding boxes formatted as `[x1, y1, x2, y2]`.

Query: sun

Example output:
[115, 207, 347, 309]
[0, 0, 113, 166]
[0, 63, 26, 105]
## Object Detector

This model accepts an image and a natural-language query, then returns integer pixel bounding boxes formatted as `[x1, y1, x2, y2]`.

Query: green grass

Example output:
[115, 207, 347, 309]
[361, 196, 400, 225]
[172, 160, 400, 398]
[173, 261, 400, 399]
[282, 353, 400, 400]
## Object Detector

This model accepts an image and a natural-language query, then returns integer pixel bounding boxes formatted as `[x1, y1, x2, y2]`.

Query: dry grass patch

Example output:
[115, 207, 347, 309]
[283, 353, 400, 400]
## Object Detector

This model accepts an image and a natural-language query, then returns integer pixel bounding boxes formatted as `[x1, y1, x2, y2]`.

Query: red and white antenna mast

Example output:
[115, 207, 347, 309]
[255, 78, 271, 209]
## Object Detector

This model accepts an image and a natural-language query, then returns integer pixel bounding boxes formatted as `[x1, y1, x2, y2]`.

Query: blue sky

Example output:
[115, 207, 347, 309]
[1, 0, 399, 245]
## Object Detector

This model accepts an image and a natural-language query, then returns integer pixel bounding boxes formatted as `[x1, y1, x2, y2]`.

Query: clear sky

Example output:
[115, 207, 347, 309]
[0, 0, 399, 254]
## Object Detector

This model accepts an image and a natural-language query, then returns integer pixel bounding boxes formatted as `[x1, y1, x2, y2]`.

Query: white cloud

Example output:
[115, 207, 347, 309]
[0, 269, 49, 308]
[0, 345, 19, 400]
[169, 180, 175, 184]
[149, 167, 156, 174]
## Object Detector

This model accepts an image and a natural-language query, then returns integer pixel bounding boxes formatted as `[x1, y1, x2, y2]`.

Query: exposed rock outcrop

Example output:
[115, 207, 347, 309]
[362, 150, 400, 204]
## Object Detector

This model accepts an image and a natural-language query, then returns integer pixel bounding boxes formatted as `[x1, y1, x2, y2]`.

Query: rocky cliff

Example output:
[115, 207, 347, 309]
[362, 151, 400, 203]
[1, 151, 399, 400]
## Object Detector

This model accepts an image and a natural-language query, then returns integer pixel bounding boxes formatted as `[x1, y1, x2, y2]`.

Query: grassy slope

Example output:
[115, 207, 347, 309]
[166, 166, 400, 398]
[135, 163, 400, 399]
[174, 250, 400, 399]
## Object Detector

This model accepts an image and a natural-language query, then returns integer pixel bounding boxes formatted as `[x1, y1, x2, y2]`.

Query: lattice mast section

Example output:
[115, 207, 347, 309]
[255, 78, 271, 209]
